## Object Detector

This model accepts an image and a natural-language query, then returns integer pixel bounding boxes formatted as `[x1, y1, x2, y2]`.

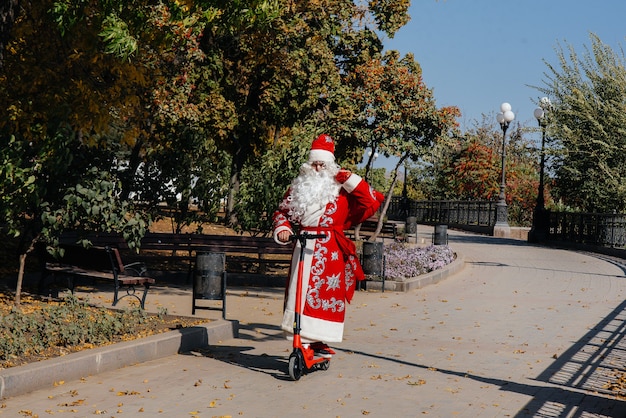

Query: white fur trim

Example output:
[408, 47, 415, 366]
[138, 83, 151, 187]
[308, 149, 334, 162]
[342, 173, 362, 193]
[281, 309, 345, 343]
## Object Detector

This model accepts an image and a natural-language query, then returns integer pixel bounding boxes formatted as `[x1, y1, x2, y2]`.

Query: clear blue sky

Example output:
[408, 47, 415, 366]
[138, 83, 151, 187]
[372, 0, 626, 170]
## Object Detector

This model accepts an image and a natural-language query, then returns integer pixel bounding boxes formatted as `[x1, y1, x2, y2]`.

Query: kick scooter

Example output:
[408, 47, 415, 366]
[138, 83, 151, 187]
[288, 231, 332, 381]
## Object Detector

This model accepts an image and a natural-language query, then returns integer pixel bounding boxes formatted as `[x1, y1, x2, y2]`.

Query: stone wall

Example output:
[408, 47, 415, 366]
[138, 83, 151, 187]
[509, 227, 530, 241]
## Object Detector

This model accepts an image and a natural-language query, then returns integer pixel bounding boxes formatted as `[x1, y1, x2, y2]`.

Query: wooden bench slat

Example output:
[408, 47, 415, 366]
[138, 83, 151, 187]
[346, 219, 400, 242]
[138, 234, 293, 268]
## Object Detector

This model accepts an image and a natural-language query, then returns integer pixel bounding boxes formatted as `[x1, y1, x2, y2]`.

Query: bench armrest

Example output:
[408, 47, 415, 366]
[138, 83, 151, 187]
[124, 262, 148, 277]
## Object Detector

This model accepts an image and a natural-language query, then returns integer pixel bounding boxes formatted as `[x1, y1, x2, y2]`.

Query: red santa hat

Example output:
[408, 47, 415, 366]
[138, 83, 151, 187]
[308, 133, 335, 162]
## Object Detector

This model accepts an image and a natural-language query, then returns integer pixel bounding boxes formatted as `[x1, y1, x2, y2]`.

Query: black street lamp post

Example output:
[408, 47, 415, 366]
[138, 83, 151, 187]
[494, 102, 515, 237]
[401, 163, 409, 217]
[528, 97, 551, 242]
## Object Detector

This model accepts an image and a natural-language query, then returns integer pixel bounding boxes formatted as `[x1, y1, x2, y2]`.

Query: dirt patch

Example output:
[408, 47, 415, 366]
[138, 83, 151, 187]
[149, 218, 240, 235]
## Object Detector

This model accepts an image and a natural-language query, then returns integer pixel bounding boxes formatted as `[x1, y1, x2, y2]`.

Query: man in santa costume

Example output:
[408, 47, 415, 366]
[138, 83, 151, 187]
[273, 133, 384, 358]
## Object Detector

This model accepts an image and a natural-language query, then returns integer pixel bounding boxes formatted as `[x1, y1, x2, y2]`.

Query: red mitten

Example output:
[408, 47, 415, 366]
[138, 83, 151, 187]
[335, 169, 352, 184]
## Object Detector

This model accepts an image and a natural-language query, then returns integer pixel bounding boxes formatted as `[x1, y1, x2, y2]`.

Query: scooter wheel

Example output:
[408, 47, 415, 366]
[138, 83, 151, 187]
[319, 360, 330, 371]
[288, 351, 304, 381]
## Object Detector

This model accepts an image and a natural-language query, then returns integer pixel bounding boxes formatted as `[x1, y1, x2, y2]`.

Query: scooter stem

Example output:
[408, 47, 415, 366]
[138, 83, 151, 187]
[291, 232, 327, 338]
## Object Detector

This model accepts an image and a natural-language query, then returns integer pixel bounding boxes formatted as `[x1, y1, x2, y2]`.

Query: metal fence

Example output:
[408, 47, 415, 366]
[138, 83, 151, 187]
[386, 197, 626, 250]
[548, 211, 626, 248]
[387, 197, 496, 235]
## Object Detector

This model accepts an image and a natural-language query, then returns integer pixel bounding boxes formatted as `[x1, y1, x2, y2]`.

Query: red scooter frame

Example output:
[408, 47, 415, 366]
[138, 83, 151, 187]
[288, 232, 332, 381]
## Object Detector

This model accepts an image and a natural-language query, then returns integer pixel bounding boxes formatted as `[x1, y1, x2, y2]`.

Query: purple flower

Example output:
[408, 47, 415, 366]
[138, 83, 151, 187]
[384, 243, 455, 280]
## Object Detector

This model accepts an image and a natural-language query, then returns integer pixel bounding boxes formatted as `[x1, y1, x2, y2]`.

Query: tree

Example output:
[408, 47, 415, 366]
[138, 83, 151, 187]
[135, 127, 232, 233]
[536, 33, 626, 212]
[339, 51, 460, 239]
[402, 161, 437, 200]
[440, 140, 500, 200]
[235, 131, 311, 234]
[0, 0, 161, 303]
[0, 0, 417, 257]
[194, 1, 411, 226]
[1, 1, 249, 236]
[0, 130, 148, 305]
[149, 0, 411, 231]
[434, 116, 545, 226]
[1, 0, 157, 144]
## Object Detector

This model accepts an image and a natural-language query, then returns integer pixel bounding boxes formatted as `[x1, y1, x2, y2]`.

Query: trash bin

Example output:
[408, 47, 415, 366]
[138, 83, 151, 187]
[361, 242, 386, 292]
[192, 252, 226, 318]
[406, 217, 417, 234]
[433, 224, 448, 245]
[406, 216, 417, 243]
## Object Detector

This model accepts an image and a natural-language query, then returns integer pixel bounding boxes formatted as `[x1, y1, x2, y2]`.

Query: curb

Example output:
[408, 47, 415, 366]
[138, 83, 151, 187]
[0, 319, 238, 400]
[363, 250, 465, 292]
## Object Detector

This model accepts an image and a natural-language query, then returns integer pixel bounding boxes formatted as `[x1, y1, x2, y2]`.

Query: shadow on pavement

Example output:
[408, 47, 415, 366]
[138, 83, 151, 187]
[186, 342, 291, 381]
[448, 233, 532, 247]
[334, 294, 626, 417]
[528, 298, 626, 415]
[333, 342, 626, 417]
[466, 259, 626, 279]
[235, 321, 283, 343]
[181, 317, 290, 379]
[588, 252, 626, 276]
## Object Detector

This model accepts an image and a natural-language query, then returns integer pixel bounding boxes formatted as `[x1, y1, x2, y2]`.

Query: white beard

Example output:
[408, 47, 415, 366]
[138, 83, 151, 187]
[281, 162, 341, 223]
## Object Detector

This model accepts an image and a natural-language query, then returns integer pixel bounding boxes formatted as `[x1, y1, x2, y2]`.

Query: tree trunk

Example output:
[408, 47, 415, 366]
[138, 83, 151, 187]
[15, 253, 26, 306]
[226, 158, 240, 226]
[355, 144, 379, 241]
[14, 234, 39, 306]
[226, 135, 251, 227]
[367, 154, 407, 242]
[225, 137, 238, 224]
[354, 223, 362, 241]
[367, 172, 398, 242]
[120, 137, 144, 201]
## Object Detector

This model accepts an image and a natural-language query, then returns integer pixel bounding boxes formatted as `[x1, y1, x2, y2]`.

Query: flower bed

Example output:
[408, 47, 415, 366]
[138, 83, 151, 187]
[384, 242, 456, 280]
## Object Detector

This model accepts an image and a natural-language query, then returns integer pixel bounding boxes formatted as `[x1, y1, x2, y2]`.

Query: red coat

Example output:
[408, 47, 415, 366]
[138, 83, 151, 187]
[273, 173, 384, 343]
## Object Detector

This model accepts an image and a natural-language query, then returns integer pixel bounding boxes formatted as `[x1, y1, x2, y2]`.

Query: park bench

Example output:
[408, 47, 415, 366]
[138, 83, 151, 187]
[49, 232, 294, 285]
[136, 233, 294, 284]
[41, 245, 155, 309]
[348, 219, 401, 242]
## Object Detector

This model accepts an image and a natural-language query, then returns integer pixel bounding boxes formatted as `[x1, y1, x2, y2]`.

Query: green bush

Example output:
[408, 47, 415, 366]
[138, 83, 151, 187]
[0, 295, 161, 367]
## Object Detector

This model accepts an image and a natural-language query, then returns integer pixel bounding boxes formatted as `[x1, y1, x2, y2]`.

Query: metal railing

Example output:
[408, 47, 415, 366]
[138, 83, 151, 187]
[386, 197, 626, 250]
[387, 197, 496, 235]
[548, 211, 626, 248]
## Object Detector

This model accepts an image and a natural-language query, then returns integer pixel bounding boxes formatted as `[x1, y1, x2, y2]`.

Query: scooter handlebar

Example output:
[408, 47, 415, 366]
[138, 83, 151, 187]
[290, 232, 328, 245]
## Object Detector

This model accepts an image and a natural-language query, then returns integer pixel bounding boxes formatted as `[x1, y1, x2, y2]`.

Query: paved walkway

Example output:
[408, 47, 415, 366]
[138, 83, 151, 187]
[2, 226, 626, 417]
